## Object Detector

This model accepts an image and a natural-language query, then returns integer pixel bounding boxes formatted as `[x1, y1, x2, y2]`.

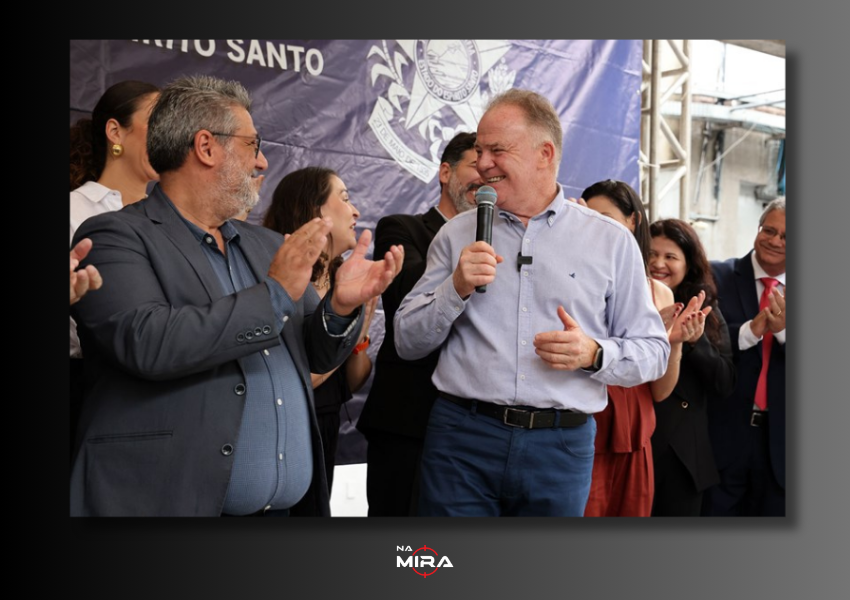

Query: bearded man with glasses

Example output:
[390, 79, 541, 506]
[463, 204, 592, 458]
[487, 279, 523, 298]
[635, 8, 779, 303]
[69, 75, 403, 516]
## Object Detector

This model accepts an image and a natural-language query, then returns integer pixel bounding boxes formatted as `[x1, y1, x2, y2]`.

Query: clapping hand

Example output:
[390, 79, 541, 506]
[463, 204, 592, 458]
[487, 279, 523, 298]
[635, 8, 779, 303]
[70, 238, 103, 305]
[667, 290, 712, 344]
[331, 229, 404, 316]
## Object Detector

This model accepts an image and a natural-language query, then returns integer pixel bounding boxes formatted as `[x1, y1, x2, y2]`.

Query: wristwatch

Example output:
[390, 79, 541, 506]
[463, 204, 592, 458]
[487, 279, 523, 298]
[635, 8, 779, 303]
[587, 346, 604, 372]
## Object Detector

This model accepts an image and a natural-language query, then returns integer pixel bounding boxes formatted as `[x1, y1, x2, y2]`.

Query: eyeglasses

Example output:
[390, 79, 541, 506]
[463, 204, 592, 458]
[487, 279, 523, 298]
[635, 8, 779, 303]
[206, 131, 263, 158]
[758, 225, 786, 242]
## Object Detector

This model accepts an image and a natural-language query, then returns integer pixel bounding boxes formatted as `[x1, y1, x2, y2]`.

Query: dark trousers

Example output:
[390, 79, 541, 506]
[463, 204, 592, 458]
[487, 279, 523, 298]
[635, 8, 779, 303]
[316, 409, 341, 493]
[418, 397, 595, 517]
[703, 421, 785, 516]
[365, 430, 424, 516]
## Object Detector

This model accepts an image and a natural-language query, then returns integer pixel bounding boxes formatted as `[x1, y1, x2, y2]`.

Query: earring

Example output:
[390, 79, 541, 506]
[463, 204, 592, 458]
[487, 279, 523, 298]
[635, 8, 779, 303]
[111, 144, 124, 157]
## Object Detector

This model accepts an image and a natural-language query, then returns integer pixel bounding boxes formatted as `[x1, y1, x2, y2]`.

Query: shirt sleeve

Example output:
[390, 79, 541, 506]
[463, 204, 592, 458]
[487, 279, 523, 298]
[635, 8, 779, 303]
[264, 276, 297, 331]
[393, 227, 466, 360]
[738, 317, 786, 349]
[321, 296, 361, 337]
[591, 230, 671, 387]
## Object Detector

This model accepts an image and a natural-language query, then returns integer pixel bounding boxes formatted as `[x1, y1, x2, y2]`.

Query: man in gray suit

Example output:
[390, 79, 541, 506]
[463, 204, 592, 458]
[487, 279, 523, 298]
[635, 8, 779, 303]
[70, 75, 403, 516]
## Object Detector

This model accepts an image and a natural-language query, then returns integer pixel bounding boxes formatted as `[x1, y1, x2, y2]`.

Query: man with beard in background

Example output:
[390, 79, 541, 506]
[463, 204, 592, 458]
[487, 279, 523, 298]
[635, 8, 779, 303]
[70, 75, 403, 516]
[358, 132, 482, 516]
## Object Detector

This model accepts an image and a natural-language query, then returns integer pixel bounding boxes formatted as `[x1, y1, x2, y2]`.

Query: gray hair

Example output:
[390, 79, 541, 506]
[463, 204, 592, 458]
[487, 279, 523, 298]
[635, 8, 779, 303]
[759, 197, 786, 226]
[147, 75, 252, 174]
[485, 88, 563, 165]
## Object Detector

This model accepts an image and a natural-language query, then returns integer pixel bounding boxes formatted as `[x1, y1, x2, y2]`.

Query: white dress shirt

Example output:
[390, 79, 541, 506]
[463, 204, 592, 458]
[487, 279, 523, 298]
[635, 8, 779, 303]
[395, 188, 670, 414]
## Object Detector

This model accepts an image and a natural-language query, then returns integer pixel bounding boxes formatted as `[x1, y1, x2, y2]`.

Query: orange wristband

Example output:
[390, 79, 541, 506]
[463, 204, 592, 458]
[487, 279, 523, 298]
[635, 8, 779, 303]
[352, 335, 370, 355]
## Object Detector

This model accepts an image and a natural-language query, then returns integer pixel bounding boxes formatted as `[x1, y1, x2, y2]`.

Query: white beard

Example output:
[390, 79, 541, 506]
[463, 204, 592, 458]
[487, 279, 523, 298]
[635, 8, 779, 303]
[215, 147, 260, 219]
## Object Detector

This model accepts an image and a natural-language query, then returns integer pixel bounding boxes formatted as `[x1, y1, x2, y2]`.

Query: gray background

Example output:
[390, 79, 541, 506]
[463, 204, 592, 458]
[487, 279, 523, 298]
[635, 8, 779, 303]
[65, 2, 847, 597]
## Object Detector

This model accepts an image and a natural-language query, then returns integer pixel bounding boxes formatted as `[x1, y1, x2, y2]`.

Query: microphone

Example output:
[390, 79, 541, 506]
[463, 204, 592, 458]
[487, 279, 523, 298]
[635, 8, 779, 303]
[474, 185, 497, 293]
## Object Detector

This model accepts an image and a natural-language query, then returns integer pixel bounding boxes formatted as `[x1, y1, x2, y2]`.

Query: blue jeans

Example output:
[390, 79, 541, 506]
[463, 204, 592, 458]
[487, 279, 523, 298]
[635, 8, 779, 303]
[418, 397, 596, 516]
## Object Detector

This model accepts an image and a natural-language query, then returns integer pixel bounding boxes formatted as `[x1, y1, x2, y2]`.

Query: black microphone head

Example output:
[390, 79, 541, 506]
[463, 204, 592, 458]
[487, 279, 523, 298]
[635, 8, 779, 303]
[474, 185, 497, 207]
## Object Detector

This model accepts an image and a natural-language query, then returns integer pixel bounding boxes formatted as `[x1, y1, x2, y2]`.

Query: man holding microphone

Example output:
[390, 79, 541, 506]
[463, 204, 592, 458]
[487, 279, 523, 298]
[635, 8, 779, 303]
[394, 89, 669, 516]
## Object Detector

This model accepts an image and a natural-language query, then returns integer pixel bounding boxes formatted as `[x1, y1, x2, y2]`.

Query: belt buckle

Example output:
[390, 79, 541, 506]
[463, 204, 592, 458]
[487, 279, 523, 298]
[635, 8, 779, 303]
[750, 411, 764, 427]
[503, 407, 532, 428]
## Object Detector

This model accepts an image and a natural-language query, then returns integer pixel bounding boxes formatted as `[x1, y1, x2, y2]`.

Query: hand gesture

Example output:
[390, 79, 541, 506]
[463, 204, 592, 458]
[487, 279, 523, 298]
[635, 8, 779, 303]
[70, 238, 103, 305]
[533, 306, 600, 371]
[452, 241, 504, 299]
[269, 217, 332, 302]
[667, 290, 711, 344]
[331, 229, 404, 316]
[750, 286, 786, 337]
[765, 286, 786, 333]
[659, 302, 684, 330]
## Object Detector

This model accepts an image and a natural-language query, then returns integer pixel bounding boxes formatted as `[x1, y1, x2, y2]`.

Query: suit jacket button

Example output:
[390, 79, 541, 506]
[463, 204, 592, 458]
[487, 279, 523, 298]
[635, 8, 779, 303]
[234, 383, 246, 396]
[681, 401, 689, 409]
[245, 330, 254, 340]
[262, 325, 272, 335]
[236, 333, 245, 342]
[221, 444, 234, 456]
[254, 327, 263, 336]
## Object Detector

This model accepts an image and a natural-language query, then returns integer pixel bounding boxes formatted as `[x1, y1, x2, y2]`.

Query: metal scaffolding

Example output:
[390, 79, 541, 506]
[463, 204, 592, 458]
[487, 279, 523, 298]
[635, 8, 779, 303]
[641, 40, 691, 222]
[640, 40, 785, 221]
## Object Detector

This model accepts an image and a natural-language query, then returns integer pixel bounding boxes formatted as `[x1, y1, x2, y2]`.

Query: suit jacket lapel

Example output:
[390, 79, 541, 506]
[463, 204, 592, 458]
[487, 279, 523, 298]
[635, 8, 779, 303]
[233, 221, 277, 286]
[142, 186, 224, 303]
[735, 251, 760, 314]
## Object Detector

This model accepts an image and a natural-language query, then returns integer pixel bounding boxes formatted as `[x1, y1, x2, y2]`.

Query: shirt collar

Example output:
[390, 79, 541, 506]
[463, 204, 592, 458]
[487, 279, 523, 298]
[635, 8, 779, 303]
[750, 251, 786, 285]
[76, 180, 122, 204]
[161, 192, 241, 247]
[497, 184, 564, 227]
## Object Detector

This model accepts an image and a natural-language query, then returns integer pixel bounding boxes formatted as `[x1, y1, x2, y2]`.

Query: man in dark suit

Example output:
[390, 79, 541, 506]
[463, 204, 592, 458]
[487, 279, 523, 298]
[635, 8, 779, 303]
[357, 132, 481, 515]
[706, 198, 786, 516]
[70, 75, 402, 517]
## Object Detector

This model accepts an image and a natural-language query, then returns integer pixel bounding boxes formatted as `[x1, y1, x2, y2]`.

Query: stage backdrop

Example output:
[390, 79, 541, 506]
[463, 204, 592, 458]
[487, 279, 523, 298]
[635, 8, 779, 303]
[70, 39, 642, 464]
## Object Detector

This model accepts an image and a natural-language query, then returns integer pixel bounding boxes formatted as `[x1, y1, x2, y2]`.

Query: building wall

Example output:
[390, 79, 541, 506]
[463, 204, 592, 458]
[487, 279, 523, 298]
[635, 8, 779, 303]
[654, 123, 781, 262]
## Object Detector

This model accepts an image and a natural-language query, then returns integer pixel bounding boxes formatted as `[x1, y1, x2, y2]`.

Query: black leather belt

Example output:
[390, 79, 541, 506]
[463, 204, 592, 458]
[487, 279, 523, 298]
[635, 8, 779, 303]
[440, 393, 587, 429]
[750, 411, 768, 427]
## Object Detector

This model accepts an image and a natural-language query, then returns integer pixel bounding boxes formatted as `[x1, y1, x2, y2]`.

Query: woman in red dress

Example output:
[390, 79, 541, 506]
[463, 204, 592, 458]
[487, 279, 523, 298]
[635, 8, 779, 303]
[578, 181, 708, 516]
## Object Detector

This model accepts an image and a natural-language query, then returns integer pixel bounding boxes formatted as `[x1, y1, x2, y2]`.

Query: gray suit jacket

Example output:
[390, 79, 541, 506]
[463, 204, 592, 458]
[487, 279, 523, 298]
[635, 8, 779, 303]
[70, 185, 360, 516]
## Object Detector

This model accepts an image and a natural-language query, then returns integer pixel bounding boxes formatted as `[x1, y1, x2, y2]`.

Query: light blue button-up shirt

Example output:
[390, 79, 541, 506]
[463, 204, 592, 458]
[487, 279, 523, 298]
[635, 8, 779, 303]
[394, 187, 670, 414]
[174, 208, 356, 515]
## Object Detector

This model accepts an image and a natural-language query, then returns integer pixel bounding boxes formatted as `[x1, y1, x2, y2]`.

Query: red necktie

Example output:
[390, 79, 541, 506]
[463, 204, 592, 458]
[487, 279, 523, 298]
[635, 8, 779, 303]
[754, 277, 779, 410]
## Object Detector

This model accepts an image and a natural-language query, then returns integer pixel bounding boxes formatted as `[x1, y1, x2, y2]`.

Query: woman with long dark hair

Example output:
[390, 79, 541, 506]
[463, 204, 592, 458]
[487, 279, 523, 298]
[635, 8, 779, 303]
[264, 167, 376, 493]
[649, 218, 736, 515]
[580, 181, 708, 516]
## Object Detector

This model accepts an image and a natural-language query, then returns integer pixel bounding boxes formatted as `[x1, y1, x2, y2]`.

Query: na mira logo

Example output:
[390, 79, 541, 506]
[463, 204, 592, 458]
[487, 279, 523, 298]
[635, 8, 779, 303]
[396, 545, 453, 577]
